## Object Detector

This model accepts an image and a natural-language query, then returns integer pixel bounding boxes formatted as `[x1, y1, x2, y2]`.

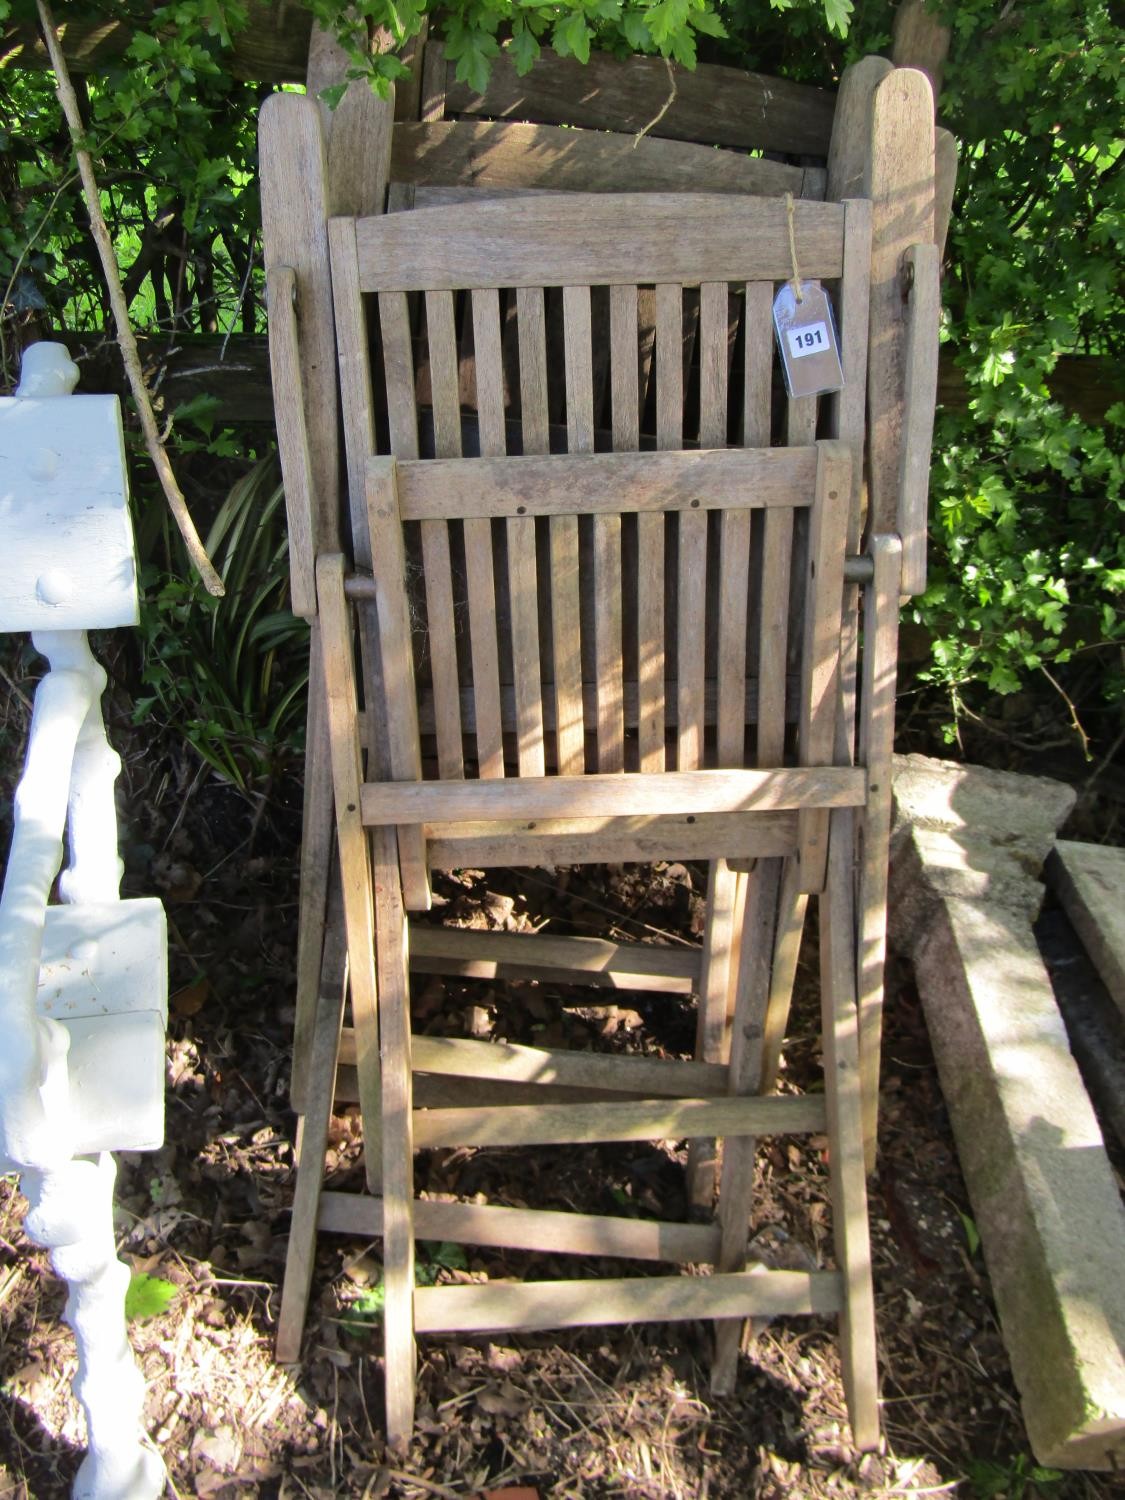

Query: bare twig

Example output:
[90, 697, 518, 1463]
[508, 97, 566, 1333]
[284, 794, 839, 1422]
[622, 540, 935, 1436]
[1039, 664, 1092, 760]
[35, 0, 224, 596]
[633, 55, 678, 146]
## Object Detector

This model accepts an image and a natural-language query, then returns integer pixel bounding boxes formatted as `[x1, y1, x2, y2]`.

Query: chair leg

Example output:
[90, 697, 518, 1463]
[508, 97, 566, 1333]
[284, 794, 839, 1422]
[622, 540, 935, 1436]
[686, 859, 742, 1210]
[711, 857, 782, 1394]
[857, 535, 903, 1173]
[291, 624, 335, 1115]
[277, 888, 348, 1362]
[820, 809, 879, 1450]
[758, 856, 809, 1094]
[372, 826, 417, 1451]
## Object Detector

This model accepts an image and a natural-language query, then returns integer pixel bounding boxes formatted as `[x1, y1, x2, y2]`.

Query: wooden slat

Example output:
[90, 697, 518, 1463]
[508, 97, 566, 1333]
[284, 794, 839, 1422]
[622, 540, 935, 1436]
[508, 285, 549, 776]
[559, 281, 623, 773]
[419, 518, 463, 780]
[319, 1191, 722, 1264]
[516, 285, 550, 454]
[378, 289, 420, 459]
[825, 55, 894, 204]
[409, 1034, 729, 1097]
[412, 1092, 826, 1149]
[759, 856, 810, 1094]
[820, 809, 879, 1450]
[364, 766, 865, 824]
[308, 26, 394, 218]
[328, 217, 392, 783]
[742, 281, 774, 447]
[425, 288, 462, 456]
[427, 810, 797, 869]
[315, 555, 381, 1189]
[414, 1269, 843, 1335]
[337, 1070, 668, 1110]
[830, 198, 874, 545]
[408, 925, 699, 991]
[864, 68, 935, 540]
[459, 290, 507, 779]
[934, 127, 959, 261]
[796, 443, 852, 891]
[440, 46, 837, 158]
[857, 536, 903, 1170]
[371, 826, 416, 1450]
[390, 119, 816, 198]
[594, 507, 625, 772]
[898, 243, 941, 595]
[712, 857, 783, 1390]
[419, 31, 446, 120]
[563, 285, 595, 452]
[367, 460, 431, 911]
[388, 447, 816, 520]
[350, 196, 846, 292]
[828, 198, 874, 759]
[610, 283, 640, 450]
[677, 500, 707, 771]
[289, 621, 334, 1112]
[655, 283, 683, 451]
[686, 858, 741, 1207]
[265, 266, 317, 616]
[550, 511, 585, 774]
[276, 878, 347, 1362]
[715, 507, 751, 767]
[755, 508, 793, 766]
[260, 95, 338, 615]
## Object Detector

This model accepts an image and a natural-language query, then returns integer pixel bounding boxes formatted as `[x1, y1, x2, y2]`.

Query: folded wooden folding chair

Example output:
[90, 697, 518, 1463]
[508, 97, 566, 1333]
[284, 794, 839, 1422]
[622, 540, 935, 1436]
[301, 182, 908, 1450]
[260, 32, 941, 1435]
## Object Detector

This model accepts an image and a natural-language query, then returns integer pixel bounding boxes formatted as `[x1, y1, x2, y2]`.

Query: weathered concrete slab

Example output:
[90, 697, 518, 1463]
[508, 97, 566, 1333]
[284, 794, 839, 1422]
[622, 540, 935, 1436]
[890, 755, 1125, 1470]
[1048, 840, 1125, 1018]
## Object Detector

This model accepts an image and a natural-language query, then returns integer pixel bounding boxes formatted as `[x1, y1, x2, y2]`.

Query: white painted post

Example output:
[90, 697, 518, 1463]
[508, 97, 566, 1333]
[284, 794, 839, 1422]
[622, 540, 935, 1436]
[0, 344, 167, 1500]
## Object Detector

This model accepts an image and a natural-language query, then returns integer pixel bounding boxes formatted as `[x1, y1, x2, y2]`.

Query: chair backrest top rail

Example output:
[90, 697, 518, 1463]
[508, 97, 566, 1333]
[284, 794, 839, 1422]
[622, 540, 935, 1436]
[368, 446, 822, 522]
[342, 194, 846, 293]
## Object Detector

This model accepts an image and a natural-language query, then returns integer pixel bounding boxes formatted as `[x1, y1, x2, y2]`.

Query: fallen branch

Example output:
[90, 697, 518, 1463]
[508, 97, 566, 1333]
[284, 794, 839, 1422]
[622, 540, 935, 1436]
[36, 0, 225, 597]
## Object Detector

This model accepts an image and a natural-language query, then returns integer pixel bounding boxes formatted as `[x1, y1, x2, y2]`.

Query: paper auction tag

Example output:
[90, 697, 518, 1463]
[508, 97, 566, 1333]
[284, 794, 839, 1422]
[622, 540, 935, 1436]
[773, 280, 845, 399]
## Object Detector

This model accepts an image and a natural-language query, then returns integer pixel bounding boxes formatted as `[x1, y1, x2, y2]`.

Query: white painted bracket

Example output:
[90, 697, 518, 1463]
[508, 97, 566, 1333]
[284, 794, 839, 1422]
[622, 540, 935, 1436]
[0, 344, 166, 1500]
[0, 345, 137, 633]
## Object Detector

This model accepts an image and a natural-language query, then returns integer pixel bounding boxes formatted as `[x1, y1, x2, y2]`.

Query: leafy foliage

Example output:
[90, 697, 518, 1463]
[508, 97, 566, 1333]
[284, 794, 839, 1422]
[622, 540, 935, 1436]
[0, 0, 1121, 767]
[910, 0, 1124, 741]
[133, 454, 309, 792]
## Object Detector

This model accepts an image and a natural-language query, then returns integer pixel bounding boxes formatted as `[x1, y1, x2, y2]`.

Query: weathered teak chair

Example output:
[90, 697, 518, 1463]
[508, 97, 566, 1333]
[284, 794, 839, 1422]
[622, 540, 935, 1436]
[310, 185, 899, 1450]
[261, 31, 941, 1387]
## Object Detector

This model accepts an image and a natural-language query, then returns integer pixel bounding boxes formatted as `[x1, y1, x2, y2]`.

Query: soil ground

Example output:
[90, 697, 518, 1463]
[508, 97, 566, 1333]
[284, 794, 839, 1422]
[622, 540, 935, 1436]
[0, 646, 1123, 1500]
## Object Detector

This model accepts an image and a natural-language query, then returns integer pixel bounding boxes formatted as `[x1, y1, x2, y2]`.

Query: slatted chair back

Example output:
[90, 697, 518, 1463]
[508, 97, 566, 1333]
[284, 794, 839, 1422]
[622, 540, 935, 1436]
[313, 188, 887, 1455]
[329, 193, 872, 913]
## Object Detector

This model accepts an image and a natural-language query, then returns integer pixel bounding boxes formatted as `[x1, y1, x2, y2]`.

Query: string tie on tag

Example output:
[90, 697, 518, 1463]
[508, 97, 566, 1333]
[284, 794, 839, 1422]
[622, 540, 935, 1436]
[785, 192, 804, 304]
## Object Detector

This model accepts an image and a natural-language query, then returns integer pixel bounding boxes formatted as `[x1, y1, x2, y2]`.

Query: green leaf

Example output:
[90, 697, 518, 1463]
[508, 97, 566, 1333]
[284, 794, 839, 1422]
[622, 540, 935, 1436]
[553, 11, 592, 65]
[318, 82, 349, 110]
[621, 10, 652, 49]
[822, 0, 853, 36]
[689, 7, 727, 38]
[958, 1210, 981, 1257]
[509, 22, 540, 75]
[124, 1272, 178, 1322]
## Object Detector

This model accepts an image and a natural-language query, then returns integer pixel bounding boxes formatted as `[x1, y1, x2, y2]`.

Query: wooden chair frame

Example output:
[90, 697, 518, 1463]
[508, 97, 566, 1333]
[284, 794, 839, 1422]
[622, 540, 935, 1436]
[260, 30, 940, 1442]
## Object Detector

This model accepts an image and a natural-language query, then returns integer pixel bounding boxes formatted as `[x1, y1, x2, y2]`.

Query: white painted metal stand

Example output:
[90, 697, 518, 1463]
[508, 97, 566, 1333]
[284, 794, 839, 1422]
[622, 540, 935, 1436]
[0, 344, 167, 1500]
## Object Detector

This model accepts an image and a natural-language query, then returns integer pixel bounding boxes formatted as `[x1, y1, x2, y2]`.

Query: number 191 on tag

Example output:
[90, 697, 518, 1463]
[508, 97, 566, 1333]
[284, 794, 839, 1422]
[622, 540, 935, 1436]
[787, 322, 829, 358]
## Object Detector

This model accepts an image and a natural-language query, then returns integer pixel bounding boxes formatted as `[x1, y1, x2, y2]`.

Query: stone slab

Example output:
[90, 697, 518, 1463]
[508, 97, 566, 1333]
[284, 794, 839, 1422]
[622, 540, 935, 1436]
[889, 756, 1125, 1469]
[907, 895, 1125, 1469]
[1048, 841, 1125, 1019]
[892, 752, 1076, 920]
